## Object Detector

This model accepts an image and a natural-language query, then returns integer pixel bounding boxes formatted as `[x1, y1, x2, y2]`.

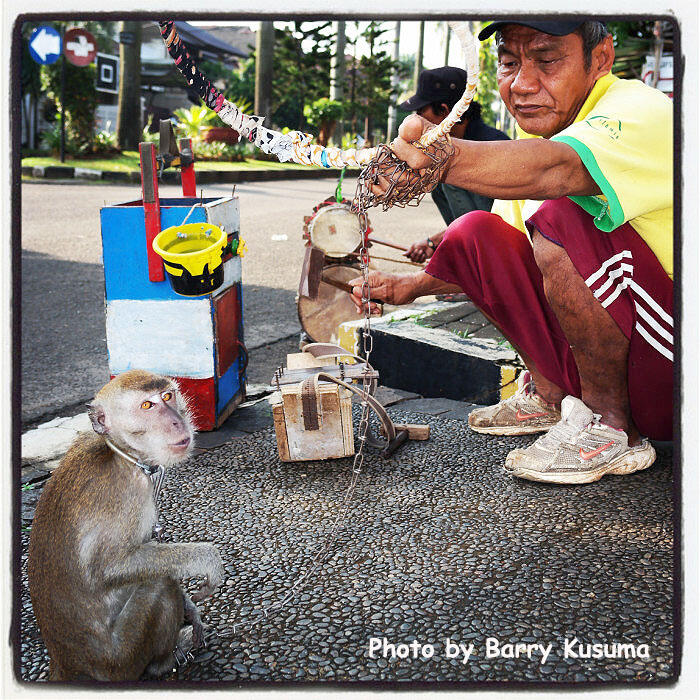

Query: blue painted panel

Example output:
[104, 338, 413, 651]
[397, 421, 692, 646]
[216, 356, 243, 413]
[101, 201, 208, 302]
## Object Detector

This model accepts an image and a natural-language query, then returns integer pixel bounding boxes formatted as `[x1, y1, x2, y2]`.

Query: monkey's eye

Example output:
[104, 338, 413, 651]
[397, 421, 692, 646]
[141, 400, 153, 410]
[161, 392, 173, 402]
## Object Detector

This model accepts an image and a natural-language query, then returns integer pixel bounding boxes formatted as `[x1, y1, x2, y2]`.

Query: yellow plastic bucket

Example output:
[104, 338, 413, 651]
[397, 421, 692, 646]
[152, 222, 227, 296]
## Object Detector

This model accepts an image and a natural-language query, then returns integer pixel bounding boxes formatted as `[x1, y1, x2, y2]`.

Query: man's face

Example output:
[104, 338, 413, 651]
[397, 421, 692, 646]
[417, 103, 446, 126]
[496, 25, 609, 138]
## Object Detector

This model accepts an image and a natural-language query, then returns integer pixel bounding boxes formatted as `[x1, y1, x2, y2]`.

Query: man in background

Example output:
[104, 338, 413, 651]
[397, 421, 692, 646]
[399, 67, 510, 263]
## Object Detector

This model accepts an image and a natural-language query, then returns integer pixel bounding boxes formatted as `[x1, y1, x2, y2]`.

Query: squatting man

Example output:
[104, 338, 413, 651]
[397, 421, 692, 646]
[350, 19, 672, 485]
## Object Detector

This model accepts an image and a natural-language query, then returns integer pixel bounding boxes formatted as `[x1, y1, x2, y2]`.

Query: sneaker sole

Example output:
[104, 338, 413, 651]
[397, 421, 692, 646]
[505, 444, 657, 484]
[469, 423, 558, 436]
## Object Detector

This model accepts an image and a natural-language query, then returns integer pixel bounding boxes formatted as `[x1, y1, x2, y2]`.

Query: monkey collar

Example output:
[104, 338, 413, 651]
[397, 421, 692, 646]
[104, 438, 166, 542]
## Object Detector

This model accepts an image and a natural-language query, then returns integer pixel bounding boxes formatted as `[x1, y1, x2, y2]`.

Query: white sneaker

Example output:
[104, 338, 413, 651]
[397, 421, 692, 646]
[468, 371, 561, 435]
[504, 396, 656, 484]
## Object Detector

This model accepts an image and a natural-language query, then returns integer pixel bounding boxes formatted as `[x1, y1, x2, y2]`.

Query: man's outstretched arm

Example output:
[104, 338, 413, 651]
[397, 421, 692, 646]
[386, 115, 600, 201]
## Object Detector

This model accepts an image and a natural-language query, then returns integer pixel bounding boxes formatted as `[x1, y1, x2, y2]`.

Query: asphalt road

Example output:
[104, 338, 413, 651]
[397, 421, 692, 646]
[20, 178, 445, 426]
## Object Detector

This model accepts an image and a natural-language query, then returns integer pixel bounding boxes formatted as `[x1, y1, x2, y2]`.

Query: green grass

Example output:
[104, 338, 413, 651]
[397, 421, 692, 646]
[22, 152, 316, 173]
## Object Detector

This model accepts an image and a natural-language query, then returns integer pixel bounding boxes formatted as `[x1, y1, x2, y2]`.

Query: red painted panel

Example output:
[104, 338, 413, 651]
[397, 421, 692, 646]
[139, 142, 165, 283]
[180, 137, 197, 197]
[213, 285, 241, 377]
[170, 376, 216, 431]
[110, 373, 216, 431]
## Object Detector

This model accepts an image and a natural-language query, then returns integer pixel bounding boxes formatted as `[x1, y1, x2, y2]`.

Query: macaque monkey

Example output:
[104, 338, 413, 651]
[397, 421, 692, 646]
[28, 370, 225, 681]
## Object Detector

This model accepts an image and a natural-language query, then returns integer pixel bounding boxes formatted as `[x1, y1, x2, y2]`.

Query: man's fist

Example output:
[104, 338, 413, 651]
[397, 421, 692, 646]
[368, 115, 449, 199]
[348, 270, 417, 315]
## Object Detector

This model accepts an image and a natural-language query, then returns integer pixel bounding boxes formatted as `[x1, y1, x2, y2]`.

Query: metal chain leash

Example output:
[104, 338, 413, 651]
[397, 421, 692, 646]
[213, 175, 380, 643]
[211, 140, 457, 649]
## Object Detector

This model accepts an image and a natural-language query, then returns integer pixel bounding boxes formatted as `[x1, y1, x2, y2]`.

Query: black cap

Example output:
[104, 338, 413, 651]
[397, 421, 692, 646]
[398, 66, 467, 112]
[478, 20, 586, 41]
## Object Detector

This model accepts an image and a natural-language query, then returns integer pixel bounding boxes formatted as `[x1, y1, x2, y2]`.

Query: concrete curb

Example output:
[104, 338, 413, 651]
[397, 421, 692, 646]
[22, 164, 360, 184]
[337, 302, 522, 405]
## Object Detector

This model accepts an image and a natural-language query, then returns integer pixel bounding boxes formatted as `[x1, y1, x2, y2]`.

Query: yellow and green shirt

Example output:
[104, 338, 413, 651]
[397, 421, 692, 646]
[492, 73, 673, 279]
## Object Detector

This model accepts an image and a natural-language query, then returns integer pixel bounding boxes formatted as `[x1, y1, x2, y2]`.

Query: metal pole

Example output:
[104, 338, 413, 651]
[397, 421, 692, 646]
[444, 25, 451, 65]
[60, 54, 66, 163]
[386, 22, 401, 141]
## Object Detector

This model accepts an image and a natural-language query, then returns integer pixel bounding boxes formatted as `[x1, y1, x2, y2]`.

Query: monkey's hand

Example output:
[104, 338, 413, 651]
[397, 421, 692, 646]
[191, 545, 224, 603]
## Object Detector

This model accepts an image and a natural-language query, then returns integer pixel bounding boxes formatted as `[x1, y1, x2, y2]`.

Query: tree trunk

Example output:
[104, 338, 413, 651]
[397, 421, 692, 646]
[330, 21, 346, 144]
[386, 22, 401, 140]
[255, 21, 275, 127]
[444, 24, 451, 65]
[413, 21, 425, 90]
[116, 21, 142, 151]
[350, 22, 358, 134]
[363, 24, 375, 144]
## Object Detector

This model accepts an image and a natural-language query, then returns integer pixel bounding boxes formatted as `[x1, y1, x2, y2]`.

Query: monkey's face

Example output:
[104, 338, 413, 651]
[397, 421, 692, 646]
[92, 379, 195, 467]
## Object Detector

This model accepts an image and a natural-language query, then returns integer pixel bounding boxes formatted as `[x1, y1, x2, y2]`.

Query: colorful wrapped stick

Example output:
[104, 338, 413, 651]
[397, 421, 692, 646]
[159, 20, 479, 171]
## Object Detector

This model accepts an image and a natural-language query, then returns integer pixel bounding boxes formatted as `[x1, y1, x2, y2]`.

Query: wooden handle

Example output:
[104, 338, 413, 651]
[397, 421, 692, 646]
[367, 236, 409, 253]
[381, 423, 430, 440]
[321, 273, 382, 304]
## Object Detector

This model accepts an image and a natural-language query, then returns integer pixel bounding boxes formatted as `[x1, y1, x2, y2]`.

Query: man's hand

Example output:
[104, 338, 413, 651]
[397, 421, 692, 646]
[404, 240, 433, 263]
[404, 231, 445, 262]
[348, 271, 418, 315]
[349, 269, 463, 314]
[369, 115, 451, 199]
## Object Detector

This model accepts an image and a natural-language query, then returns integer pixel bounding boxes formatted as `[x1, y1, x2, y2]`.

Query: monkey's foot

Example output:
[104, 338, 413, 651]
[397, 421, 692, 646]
[191, 620, 212, 650]
[174, 625, 196, 664]
[142, 626, 196, 677]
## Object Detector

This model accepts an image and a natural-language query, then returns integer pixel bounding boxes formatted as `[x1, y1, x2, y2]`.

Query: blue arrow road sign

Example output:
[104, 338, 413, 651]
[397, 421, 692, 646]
[29, 26, 62, 65]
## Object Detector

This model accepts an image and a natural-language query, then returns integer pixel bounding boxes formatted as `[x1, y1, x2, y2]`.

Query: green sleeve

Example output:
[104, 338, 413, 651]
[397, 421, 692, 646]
[550, 134, 625, 232]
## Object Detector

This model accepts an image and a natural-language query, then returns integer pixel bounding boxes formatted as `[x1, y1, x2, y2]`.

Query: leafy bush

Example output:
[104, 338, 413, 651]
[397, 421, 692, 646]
[141, 116, 161, 144]
[92, 122, 119, 154]
[173, 105, 216, 140]
[303, 97, 344, 128]
[41, 61, 97, 150]
[194, 140, 251, 162]
[39, 122, 80, 155]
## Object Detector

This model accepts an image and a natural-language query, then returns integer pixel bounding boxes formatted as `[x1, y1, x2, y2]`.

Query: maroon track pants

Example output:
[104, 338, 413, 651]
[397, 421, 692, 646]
[425, 198, 674, 440]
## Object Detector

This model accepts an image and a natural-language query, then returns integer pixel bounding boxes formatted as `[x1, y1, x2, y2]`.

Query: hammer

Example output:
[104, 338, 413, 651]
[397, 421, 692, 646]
[298, 245, 382, 302]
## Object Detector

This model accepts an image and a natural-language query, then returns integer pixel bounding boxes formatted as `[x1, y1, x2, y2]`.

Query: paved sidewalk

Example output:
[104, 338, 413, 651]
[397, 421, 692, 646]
[18, 397, 675, 685]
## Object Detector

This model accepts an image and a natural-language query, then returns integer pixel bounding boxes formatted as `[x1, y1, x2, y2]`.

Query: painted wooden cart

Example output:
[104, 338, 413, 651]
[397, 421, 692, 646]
[99, 194, 246, 431]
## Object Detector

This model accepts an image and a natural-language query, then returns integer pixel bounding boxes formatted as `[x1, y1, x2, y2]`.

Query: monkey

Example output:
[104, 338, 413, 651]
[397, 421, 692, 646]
[27, 369, 225, 681]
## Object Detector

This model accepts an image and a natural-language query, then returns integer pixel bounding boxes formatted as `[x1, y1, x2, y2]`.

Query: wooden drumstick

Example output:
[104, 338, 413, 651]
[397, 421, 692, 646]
[321, 273, 383, 304]
[367, 236, 409, 253]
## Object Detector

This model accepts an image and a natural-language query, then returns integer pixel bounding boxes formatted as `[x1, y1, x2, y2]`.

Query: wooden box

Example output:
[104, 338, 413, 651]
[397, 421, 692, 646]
[271, 352, 355, 462]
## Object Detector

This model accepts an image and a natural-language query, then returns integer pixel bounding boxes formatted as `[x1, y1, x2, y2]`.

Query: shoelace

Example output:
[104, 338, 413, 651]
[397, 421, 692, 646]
[537, 411, 605, 451]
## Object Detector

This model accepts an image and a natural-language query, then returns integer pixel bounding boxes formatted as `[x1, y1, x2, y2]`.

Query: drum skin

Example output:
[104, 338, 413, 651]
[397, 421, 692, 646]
[308, 204, 363, 260]
[298, 264, 363, 344]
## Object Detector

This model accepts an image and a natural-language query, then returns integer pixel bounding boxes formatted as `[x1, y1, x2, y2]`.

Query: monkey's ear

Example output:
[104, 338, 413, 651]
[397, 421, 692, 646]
[87, 403, 109, 435]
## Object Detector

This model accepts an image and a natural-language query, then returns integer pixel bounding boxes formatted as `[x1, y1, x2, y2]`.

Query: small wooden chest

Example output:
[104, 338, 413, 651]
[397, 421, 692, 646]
[271, 351, 355, 462]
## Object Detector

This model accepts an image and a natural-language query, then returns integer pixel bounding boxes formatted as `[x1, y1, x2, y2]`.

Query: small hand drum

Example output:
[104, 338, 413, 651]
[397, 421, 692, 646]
[308, 203, 363, 260]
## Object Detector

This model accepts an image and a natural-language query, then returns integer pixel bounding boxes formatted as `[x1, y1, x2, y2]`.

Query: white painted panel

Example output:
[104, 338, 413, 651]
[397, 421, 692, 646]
[213, 254, 242, 299]
[106, 299, 215, 377]
[205, 197, 239, 234]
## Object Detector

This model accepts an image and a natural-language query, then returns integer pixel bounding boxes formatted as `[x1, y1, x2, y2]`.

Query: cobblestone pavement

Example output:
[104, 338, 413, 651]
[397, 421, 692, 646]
[18, 401, 676, 686]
